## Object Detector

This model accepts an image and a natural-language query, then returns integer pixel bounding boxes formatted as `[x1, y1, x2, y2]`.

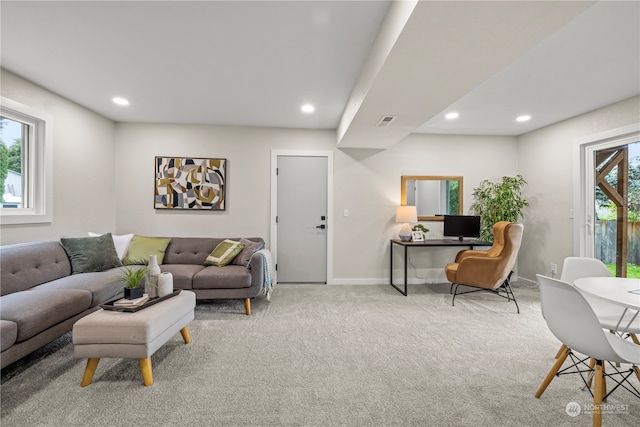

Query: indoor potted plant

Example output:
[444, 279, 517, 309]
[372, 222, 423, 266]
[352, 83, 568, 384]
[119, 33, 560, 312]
[116, 266, 151, 299]
[470, 175, 529, 242]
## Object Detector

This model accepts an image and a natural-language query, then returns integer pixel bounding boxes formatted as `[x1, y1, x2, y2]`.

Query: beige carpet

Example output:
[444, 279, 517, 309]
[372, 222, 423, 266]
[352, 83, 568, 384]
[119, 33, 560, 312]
[1, 282, 638, 426]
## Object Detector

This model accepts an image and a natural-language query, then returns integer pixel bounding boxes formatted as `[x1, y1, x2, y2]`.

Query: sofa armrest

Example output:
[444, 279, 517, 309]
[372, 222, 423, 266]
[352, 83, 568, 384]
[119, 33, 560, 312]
[248, 251, 265, 291]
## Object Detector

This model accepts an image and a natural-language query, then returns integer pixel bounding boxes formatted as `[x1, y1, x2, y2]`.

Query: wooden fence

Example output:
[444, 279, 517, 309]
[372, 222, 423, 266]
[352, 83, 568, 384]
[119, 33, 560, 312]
[595, 220, 640, 265]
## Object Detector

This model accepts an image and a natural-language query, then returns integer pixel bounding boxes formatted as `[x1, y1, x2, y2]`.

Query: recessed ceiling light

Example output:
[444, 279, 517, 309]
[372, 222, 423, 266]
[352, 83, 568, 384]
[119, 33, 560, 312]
[445, 112, 459, 120]
[516, 115, 531, 122]
[301, 104, 315, 113]
[113, 97, 129, 106]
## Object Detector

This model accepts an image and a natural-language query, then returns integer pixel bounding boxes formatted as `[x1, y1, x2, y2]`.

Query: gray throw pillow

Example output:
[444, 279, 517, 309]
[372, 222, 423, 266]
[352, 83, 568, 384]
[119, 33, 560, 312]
[232, 239, 265, 267]
[61, 233, 122, 274]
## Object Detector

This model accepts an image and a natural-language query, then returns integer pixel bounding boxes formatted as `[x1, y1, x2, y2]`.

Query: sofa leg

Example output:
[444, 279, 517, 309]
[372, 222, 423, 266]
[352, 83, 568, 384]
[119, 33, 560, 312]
[180, 326, 192, 344]
[81, 357, 100, 387]
[244, 298, 251, 316]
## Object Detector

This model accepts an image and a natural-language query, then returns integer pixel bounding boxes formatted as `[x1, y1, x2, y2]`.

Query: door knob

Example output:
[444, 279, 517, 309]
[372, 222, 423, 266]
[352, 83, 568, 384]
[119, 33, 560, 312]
[316, 225, 326, 229]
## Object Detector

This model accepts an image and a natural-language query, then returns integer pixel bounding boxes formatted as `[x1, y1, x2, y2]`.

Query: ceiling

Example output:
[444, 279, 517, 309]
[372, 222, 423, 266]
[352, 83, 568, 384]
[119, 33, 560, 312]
[1, 1, 639, 149]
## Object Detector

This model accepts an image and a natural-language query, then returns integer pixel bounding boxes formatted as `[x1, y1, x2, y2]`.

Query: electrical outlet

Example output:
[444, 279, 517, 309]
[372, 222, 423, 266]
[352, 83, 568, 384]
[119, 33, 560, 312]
[550, 263, 557, 275]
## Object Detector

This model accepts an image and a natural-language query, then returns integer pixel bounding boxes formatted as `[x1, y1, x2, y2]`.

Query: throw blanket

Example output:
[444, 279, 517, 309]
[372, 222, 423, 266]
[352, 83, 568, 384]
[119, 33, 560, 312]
[250, 249, 274, 301]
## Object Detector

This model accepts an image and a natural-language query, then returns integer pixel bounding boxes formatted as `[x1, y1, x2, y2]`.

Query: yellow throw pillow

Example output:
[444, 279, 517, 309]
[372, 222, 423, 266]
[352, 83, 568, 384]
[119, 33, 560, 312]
[205, 239, 245, 267]
[123, 235, 171, 265]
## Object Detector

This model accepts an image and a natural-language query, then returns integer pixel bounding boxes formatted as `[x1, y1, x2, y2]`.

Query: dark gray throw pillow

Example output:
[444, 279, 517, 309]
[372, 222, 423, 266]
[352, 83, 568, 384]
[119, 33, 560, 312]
[232, 239, 265, 267]
[61, 233, 122, 274]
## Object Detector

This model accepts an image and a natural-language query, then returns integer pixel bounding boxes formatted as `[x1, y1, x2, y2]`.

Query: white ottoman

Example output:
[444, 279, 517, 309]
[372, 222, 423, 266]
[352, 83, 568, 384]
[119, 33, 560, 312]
[73, 290, 195, 386]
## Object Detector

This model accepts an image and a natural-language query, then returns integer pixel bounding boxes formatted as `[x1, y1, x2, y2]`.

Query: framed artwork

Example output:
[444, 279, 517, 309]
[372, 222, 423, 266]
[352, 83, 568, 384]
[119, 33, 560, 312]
[154, 157, 226, 210]
[411, 231, 424, 242]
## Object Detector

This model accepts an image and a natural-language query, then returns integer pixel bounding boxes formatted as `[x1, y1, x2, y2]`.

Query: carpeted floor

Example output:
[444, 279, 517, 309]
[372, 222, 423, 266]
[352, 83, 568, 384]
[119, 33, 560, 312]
[1, 282, 638, 426]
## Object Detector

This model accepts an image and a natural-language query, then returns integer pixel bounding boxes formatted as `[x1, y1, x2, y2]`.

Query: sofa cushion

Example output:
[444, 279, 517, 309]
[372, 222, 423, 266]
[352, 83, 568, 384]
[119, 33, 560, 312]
[232, 238, 265, 267]
[162, 237, 265, 265]
[193, 265, 252, 289]
[158, 264, 204, 289]
[204, 240, 245, 267]
[88, 232, 134, 261]
[33, 267, 130, 307]
[124, 235, 171, 265]
[1, 320, 18, 352]
[0, 289, 92, 342]
[1, 241, 71, 296]
[60, 233, 122, 274]
[163, 238, 220, 265]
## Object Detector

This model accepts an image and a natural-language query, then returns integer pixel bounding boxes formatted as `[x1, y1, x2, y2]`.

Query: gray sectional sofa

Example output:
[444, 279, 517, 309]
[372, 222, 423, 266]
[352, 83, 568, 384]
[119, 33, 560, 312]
[0, 236, 269, 369]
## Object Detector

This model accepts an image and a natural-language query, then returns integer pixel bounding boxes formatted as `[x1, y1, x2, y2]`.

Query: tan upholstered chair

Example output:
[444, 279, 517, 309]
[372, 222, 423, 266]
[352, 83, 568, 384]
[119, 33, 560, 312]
[445, 221, 524, 312]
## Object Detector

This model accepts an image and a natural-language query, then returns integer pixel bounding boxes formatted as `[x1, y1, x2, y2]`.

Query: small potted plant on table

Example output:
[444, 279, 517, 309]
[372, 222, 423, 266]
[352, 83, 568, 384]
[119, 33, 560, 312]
[116, 266, 150, 299]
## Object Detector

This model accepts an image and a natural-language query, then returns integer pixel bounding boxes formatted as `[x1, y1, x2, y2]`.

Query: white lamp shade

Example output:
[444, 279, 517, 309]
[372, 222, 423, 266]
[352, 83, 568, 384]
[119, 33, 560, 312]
[395, 205, 417, 223]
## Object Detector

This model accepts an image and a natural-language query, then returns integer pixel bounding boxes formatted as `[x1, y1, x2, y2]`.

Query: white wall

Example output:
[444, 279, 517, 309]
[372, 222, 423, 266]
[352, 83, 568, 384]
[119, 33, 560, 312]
[114, 123, 518, 283]
[113, 123, 336, 239]
[6, 68, 638, 285]
[0, 69, 117, 244]
[517, 95, 640, 283]
[333, 134, 518, 283]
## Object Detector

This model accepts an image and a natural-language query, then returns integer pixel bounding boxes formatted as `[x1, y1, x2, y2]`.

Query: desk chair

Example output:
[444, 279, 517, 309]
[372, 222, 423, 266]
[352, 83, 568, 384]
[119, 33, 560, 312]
[445, 222, 523, 313]
[535, 275, 640, 427]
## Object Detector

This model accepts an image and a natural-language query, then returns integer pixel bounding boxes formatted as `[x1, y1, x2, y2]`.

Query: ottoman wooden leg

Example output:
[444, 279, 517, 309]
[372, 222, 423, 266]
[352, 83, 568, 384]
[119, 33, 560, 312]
[139, 357, 154, 386]
[81, 358, 100, 387]
[180, 326, 192, 344]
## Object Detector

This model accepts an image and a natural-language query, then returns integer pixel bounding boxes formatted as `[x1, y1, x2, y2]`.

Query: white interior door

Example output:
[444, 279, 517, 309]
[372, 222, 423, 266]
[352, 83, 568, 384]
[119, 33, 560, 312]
[276, 155, 328, 283]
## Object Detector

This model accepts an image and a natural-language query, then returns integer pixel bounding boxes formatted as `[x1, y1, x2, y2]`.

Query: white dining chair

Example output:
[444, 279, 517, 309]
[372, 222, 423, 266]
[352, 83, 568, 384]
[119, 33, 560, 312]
[560, 257, 640, 343]
[535, 275, 640, 427]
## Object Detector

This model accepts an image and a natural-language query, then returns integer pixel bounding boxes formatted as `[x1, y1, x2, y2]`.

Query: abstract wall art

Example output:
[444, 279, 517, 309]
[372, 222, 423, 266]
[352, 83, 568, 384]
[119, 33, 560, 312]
[154, 157, 226, 210]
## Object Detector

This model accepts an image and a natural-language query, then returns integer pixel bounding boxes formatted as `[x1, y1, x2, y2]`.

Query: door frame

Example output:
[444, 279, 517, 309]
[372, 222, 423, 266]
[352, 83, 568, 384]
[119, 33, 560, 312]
[270, 150, 334, 284]
[574, 123, 640, 257]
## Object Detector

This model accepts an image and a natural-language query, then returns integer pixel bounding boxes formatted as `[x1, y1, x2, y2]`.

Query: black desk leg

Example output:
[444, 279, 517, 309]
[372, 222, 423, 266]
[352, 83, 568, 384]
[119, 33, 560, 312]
[389, 242, 408, 296]
[404, 245, 408, 295]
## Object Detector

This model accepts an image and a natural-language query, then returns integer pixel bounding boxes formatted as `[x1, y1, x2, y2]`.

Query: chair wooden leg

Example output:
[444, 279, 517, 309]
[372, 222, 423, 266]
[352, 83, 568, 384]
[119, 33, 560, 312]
[602, 363, 607, 403]
[139, 357, 153, 386]
[180, 326, 192, 344]
[587, 358, 597, 388]
[630, 333, 639, 345]
[593, 360, 604, 427]
[536, 346, 570, 398]
[244, 298, 251, 316]
[80, 358, 100, 387]
[554, 343, 567, 359]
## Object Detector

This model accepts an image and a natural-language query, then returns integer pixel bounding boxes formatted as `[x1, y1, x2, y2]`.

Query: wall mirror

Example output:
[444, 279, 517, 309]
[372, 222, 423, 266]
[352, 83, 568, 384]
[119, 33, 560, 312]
[401, 175, 463, 221]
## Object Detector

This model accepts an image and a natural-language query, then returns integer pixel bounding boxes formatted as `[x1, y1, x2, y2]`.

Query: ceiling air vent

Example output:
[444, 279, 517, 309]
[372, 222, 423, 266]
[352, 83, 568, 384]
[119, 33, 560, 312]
[376, 115, 396, 127]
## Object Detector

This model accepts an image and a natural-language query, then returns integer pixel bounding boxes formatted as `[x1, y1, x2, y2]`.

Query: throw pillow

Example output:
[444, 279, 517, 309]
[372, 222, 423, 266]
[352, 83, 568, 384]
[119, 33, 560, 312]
[60, 233, 122, 274]
[205, 239, 245, 267]
[88, 232, 134, 261]
[123, 235, 171, 265]
[232, 238, 265, 267]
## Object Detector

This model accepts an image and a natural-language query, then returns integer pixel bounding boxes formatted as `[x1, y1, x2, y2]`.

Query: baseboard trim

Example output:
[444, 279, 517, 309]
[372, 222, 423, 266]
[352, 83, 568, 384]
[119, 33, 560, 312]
[330, 278, 447, 286]
[329, 274, 528, 287]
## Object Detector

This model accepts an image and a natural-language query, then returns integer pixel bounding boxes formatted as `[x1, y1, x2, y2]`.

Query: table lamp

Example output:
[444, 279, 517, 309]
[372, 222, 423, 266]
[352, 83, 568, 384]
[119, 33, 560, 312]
[396, 206, 417, 242]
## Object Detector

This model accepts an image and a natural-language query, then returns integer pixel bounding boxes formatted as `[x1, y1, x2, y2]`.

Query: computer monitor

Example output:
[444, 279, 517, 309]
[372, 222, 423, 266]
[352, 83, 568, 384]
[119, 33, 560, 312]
[443, 215, 481, 241]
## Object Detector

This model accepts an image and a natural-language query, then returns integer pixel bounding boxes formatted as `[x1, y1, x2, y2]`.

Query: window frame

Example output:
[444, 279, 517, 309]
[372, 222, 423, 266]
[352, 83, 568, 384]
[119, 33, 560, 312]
[0, 97, 53, 224]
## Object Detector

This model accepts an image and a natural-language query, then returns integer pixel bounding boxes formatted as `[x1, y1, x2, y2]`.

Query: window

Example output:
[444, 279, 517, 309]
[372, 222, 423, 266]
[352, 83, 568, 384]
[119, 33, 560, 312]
[0, 97, 52, 224]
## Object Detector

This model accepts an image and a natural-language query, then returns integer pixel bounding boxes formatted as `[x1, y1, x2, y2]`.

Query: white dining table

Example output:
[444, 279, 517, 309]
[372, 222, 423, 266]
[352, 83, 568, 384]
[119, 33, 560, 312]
[574, 277, 640, 334]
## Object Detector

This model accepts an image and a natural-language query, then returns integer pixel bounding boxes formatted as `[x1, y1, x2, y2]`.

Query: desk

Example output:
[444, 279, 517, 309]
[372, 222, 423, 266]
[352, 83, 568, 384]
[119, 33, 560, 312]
[574, 277, 640, 334]
[389, 239, 491, 296]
